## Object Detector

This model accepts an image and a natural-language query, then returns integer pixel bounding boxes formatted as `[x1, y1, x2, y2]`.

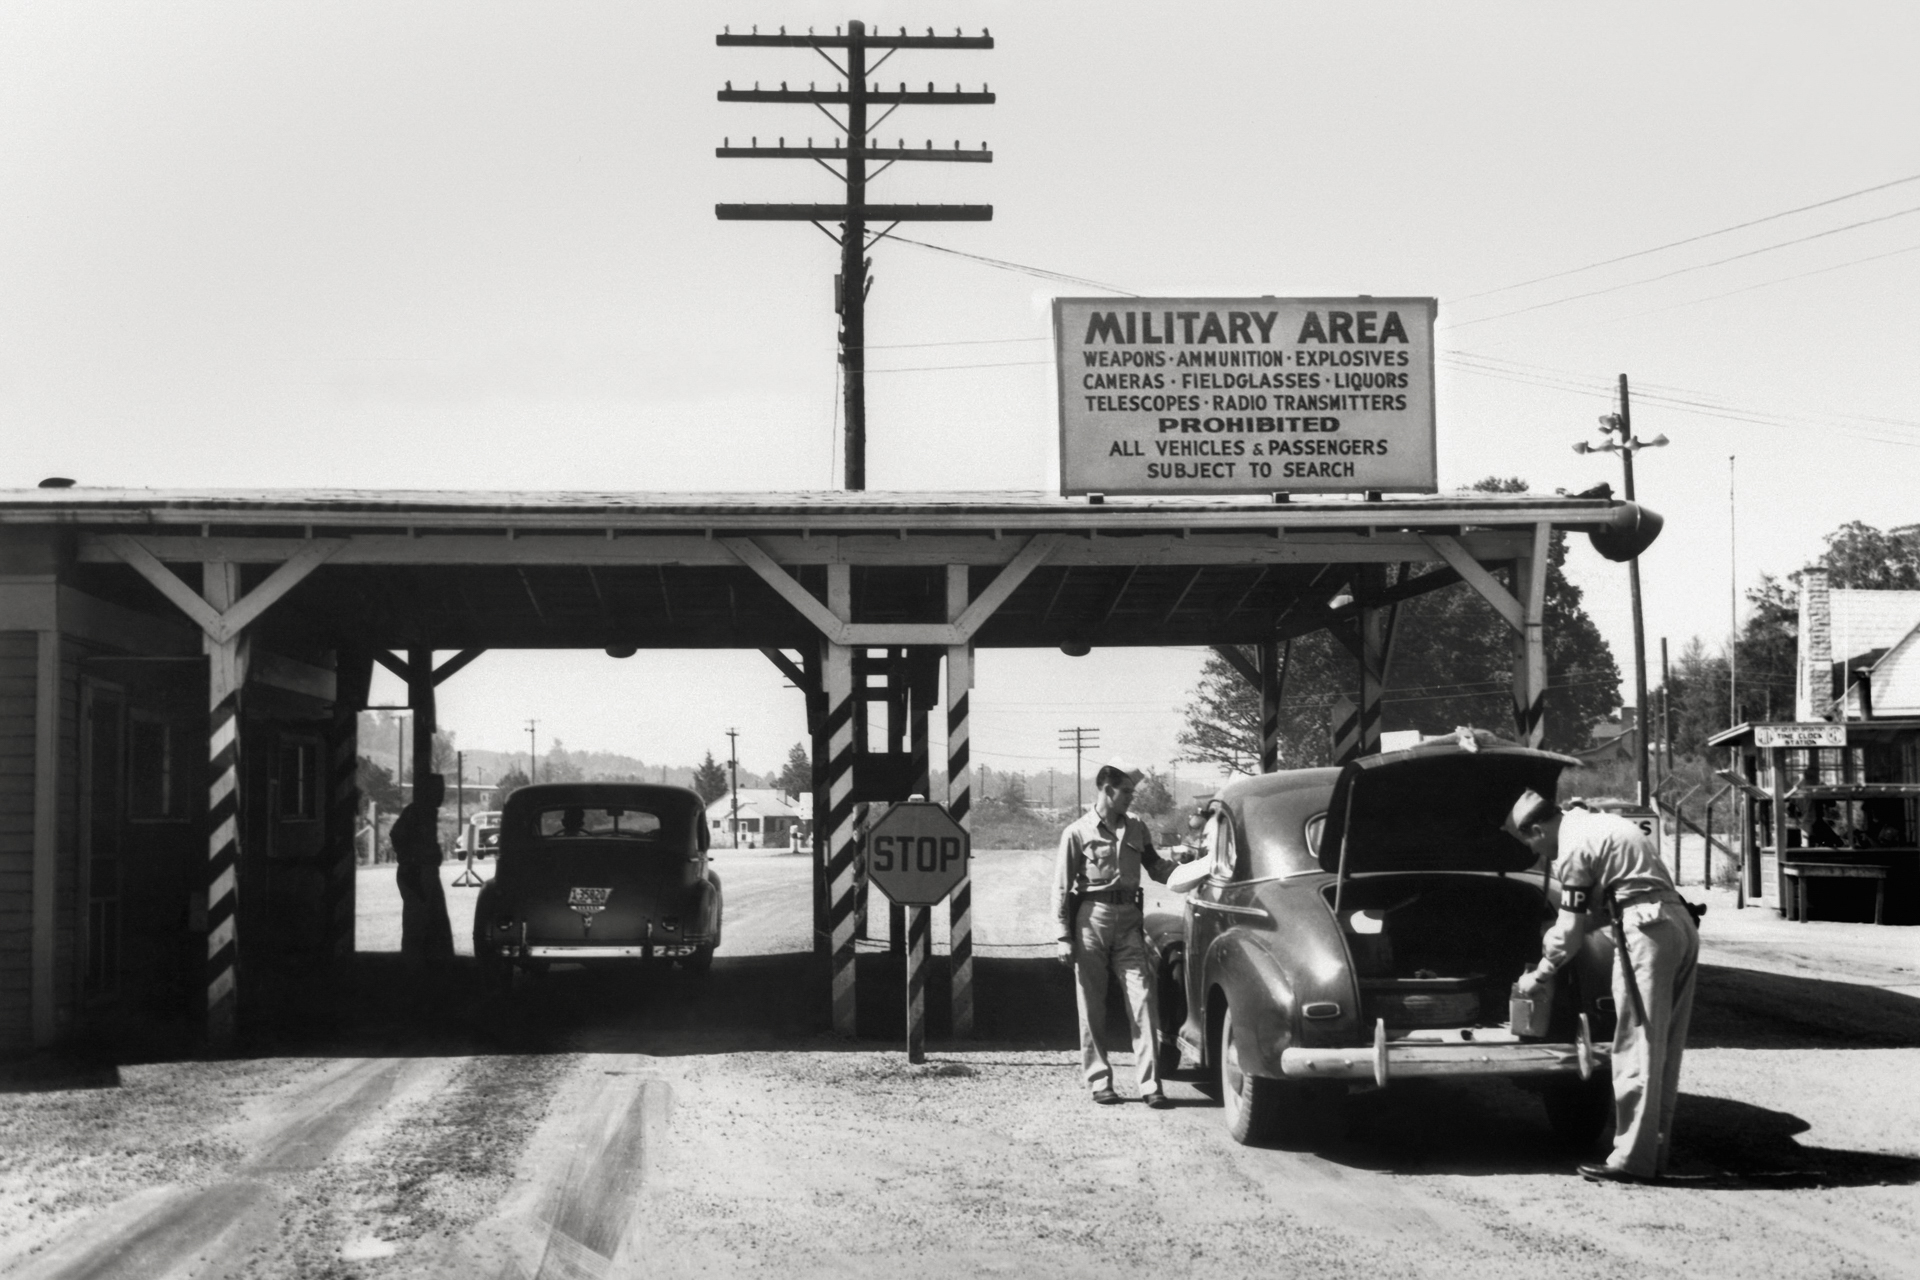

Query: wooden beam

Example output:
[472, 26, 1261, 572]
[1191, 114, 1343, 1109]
[78, 528, 1534, 569]
[98, 535, 342, 642]
[1212, 644, 1260, 690]
[1419, 535, 1525, 635]
[763, 647, 811, 690]
[371, 649, 410, 680]
[432, 648, 486, 685]
[949, 533, 1061, 636]
[99, 535, 224, 635]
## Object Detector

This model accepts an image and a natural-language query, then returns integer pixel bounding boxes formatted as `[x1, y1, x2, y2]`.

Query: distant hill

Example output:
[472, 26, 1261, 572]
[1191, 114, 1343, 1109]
[355, 711, 766, 795]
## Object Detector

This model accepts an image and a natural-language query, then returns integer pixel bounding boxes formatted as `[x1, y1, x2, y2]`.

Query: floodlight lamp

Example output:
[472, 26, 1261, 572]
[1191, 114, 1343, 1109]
[1572, 442, 1591, 455]
[1597, 413, 1622, 430]
[1645, 433, 1669, 448]
[1327, 591, 1355, 611]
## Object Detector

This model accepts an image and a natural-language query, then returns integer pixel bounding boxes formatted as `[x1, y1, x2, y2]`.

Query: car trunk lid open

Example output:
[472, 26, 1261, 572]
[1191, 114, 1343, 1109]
[1318, 737, 1579, 879]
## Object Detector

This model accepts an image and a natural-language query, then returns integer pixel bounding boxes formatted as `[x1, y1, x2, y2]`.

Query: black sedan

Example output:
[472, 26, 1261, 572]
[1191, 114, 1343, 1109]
[1149, 734, 1615, 1147]
[472, 783, 723, 986]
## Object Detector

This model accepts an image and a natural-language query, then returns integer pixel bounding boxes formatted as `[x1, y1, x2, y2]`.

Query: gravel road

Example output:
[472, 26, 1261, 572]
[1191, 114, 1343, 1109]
[2, 848, 1915, 1279]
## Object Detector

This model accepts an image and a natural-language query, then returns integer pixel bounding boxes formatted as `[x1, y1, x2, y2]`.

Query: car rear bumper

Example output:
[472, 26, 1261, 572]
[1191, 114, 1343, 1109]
[1280, 1016, 1607, 1088]
[500, 939, 711, 961]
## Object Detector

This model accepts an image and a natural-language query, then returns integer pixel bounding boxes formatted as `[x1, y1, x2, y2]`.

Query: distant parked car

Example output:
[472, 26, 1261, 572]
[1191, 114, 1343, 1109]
[464, 809, 503, 857]
[1148, 735, 1616, 1148]
[472, 783, 723, 987]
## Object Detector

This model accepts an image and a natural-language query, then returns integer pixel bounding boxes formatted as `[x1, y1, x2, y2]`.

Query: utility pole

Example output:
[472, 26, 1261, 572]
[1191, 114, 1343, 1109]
[716, 22, 993, 489]
[526, 719, 538, 785]
[396, 718, 406, 788]
[1729, 454, 1739, 727]
[1058, 727, 1100, 812]
[727, 727, 741, 848]
[456, 749, 465, 831]
[1575, 373, 1668, 807]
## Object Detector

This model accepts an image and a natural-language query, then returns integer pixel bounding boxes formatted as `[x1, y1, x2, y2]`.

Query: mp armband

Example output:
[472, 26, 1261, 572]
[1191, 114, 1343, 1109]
[1562, 885, 1593, 913]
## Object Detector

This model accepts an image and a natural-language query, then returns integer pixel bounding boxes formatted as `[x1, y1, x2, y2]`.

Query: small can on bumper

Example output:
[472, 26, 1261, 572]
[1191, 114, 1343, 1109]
[1281, 1014, 1606, 1088]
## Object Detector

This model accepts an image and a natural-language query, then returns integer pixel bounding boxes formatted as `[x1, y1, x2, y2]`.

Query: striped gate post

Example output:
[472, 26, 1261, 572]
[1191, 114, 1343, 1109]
[906, 904, 929, 1063]
[326, 650, 371, 962]
[1258, 639, 1284, 773]
[945, 565, 974, 1036]
[1511, 524, 1551, 748]
[1331, 694, 1360, 765]
[326, 698, 358, 960]
[203, 562, 245, 1049]
[823, 636, 860, 1036]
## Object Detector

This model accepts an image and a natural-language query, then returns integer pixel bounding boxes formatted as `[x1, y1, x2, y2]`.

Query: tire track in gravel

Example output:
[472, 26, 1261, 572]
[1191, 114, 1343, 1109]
[416, 1060, 673, 1280]
[10, 1057, 416, 1280]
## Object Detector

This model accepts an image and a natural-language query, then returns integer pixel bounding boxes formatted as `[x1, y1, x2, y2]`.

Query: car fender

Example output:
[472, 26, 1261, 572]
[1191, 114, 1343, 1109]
[703, 869, 725, 947]
[1204, 935, 1296, 1079]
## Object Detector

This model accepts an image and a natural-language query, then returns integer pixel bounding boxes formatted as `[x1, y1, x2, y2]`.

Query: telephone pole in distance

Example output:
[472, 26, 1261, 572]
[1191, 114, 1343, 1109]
[1058, 727, 1100, 812]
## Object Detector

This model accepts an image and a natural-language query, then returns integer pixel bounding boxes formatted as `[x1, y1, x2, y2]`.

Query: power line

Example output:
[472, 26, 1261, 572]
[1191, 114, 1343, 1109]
[867, 335, 1048, 349]
[889, 233, 1141, 295]
[1445, 202, 1920, 330]
[868, 358, 1051, 374]
[1454, 170, 1920, 302]
[1588, 240, 1920, 327]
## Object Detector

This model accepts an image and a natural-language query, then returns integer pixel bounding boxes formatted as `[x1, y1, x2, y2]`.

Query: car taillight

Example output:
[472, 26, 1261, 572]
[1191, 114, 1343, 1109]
[661, 916, 680, 930]
[494, 916, 516, 932]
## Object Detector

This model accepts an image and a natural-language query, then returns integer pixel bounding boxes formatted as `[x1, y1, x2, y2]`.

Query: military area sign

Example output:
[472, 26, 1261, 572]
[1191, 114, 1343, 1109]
[1053, 296, 1438, 497]
[866, 802, 971, 906]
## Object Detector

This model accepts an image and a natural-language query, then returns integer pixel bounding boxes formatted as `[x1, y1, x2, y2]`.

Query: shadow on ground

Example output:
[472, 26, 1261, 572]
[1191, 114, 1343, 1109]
[1293, 1078, 1920, 1188]
[1690, 963, 1920, 1049]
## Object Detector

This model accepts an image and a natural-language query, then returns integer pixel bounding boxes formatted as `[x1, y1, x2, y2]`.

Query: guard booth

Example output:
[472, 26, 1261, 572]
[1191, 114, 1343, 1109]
[1711, 720, 1920, 924]
[1, 486, 1657, 1054]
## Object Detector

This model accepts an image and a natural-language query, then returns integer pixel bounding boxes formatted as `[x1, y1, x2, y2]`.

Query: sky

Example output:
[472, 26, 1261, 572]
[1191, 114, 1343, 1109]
[5, 3, 1918, 778]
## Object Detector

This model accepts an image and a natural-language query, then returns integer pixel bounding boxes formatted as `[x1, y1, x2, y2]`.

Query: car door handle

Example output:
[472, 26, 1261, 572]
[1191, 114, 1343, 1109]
[1191, 900, 1269, 920]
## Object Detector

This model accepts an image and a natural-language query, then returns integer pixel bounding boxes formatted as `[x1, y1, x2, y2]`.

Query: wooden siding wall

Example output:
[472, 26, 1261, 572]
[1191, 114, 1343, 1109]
[0, 632, 34, 1052]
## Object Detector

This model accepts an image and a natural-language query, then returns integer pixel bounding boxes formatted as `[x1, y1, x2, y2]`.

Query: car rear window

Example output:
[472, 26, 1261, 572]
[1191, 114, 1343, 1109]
[530, 806, 665, 840]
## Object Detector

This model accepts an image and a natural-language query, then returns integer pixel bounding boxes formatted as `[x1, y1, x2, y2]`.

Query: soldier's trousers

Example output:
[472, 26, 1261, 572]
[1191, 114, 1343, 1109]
[1608, 898, 1700, 1176]
[1072, 900, 1160, 1095]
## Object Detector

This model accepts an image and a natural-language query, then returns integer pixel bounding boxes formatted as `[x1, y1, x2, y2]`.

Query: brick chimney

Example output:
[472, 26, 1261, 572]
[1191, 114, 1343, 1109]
[1797, 570, 1831, 720]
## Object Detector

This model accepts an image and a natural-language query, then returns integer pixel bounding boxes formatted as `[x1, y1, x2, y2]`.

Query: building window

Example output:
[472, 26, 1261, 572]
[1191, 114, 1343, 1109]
[129, 716, 185, 821]
[279, 739, 321, 821]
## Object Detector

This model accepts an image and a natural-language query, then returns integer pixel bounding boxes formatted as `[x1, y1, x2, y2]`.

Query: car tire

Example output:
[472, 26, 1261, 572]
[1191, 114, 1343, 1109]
[681, 945, 715, 976]
[1543, 1071, 1612, 1150]
[1155, 946, 1187, 1077]
[1219, 1001, 1286, 1146]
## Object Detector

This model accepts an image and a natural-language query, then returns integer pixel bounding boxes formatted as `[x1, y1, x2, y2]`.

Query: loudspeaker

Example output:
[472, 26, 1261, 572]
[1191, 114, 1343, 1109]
[1588, 502, 1663, 562]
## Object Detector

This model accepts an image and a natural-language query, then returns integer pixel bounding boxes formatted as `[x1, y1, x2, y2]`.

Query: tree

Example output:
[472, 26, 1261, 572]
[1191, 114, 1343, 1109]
[776, 742, 811, 799]
[542, 739, 586, 785]
[357, 756, 405, 812]
[1177, 477, 1621, 771]
[999, 771, 1030, 811]
[692, 751, 729, 805]
[490, 765, 530, 810]
[1812, 520, 1920, 590]
[1134, 768, 1175, 819]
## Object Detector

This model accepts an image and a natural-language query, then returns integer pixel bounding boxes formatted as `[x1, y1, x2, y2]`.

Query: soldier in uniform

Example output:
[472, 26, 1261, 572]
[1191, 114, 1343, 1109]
[390, 773, 455, 964]
[1054, 761, 1185, 1108]
[1512, 789, 1700, 1183]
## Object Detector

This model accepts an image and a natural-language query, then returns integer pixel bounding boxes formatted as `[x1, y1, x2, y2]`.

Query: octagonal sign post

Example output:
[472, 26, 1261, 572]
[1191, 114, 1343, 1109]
[866, 800, 970, 1062]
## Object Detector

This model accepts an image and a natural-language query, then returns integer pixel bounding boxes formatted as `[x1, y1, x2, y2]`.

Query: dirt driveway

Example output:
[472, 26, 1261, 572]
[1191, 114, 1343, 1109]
[2, 849, 1915, 1279]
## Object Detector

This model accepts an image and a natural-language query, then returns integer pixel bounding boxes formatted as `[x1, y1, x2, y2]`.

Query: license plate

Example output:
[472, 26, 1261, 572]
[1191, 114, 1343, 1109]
[568, 887, 612, 908]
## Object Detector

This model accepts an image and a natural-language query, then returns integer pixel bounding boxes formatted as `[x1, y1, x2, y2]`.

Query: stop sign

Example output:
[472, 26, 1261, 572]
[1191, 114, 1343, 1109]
[866, 801, 970, 906]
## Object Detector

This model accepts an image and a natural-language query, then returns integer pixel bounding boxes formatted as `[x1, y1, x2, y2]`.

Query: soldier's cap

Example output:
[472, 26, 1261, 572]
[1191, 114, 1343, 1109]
[1095, 758, 1145, 790]
[1508, 788, 1558, 832]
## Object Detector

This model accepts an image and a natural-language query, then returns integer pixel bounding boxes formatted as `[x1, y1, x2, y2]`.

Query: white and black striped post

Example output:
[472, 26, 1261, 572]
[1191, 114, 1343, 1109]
[203, 562, 246, 1049]
[1258, 638, 1285, 772]
[823, 567, 860, 1035]
[945, 565, 974, 1037]
[906, 903, 929, 1062]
